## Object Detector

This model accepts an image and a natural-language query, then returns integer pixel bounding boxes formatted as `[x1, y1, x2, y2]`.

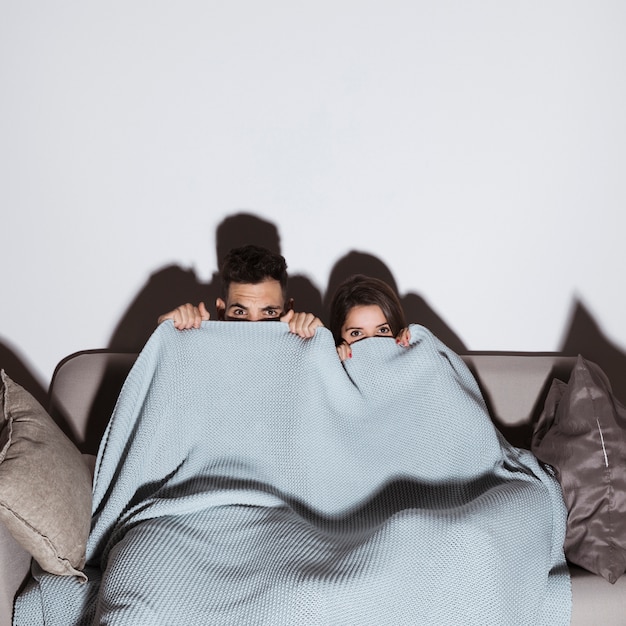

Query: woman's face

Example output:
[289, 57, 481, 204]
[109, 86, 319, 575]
[340, 304, 393, 345]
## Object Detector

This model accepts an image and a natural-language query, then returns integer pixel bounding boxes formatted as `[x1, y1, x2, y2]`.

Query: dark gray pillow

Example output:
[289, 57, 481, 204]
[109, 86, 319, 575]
[532, 355, 626, 583]
[0, 370, 92, 580]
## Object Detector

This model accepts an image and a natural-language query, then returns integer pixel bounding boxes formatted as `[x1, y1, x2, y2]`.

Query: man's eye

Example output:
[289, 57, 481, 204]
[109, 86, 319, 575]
[233, 309, 246, 316]
[266, 310, 279, 317]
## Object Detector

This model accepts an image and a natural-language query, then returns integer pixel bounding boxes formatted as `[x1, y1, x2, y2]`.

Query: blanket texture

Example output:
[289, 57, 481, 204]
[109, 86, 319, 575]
[14, 322, 571, 625]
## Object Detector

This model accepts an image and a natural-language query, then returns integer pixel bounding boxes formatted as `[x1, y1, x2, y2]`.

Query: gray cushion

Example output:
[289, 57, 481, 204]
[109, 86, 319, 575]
[532, 355, 626, 583]
[0, 370, 91, 580]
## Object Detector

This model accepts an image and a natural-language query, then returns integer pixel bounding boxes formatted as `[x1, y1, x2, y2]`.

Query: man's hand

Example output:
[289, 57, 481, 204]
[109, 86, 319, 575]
[157, 302, 210, 329]
[280, 310, 324, 339]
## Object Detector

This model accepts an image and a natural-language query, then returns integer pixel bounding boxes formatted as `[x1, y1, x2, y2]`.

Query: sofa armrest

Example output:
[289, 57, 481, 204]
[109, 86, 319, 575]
[0, 520, 31, 626]
[570, 564, 626, 625]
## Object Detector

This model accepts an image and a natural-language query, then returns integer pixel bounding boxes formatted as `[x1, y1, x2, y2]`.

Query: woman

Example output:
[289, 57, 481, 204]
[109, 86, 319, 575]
[328, 274, 411, 361]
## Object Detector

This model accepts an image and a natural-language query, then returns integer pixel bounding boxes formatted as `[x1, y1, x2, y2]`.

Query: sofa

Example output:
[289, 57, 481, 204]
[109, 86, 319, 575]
[1, 347, 625, 625]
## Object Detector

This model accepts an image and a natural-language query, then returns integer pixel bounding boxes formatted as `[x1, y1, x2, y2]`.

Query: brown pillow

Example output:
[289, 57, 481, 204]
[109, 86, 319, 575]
[0, 370, 92, 580]
[532, 355, 626, 583]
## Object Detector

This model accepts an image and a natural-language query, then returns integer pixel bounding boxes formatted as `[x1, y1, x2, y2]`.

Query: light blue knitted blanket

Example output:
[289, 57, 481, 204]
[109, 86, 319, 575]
[14, 322, 571, 625]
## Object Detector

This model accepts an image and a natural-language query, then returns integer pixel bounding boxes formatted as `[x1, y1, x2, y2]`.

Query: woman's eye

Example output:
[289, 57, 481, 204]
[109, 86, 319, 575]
[378, 326, 391, 335]
[349, 330, 362, 338]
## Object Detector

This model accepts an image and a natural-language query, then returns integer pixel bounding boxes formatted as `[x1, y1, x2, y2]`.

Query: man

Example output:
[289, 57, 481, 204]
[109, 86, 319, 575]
[157, 245, 322, 338]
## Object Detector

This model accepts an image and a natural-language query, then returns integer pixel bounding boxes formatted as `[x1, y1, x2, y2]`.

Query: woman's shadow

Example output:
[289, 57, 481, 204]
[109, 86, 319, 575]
[323, 250, 467, 353]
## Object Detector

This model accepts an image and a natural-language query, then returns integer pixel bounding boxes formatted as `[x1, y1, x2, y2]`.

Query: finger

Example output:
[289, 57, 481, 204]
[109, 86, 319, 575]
[175, 306, 190, 329]
[291, 313, 307, 336]
[293, 313, 308, 336]
[173, 310, 188, 330]
[303, 316, 323, 338]
[198, 301, 211, 321]
[175, 304, 197, 330]
[396, 327, 411, 347]
[297, 313, 316, 338]
[309, 317, 324, 333]
[190, 305, 205, 329]
[171, 307, 185, 329]
[336, 343, 352, 361]
[192, 308, 203, 328]
[284, 312, 323, 338]
[157, 310, 175, 325]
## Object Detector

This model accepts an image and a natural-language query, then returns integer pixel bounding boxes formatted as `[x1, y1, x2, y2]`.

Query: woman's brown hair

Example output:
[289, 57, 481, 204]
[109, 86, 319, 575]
[328, 274, 407, 346]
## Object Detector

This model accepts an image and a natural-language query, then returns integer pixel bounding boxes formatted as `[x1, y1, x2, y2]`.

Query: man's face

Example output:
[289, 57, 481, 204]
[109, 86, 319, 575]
[216, 279, 291, 321]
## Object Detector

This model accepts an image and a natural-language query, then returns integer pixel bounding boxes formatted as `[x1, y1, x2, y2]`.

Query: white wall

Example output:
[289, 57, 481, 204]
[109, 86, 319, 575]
[2, 1, 625, 391]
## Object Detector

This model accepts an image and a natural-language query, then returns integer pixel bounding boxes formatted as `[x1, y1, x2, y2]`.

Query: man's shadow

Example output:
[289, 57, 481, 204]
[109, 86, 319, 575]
[323, 250, 467, 353]
[107, 213, 324, 352]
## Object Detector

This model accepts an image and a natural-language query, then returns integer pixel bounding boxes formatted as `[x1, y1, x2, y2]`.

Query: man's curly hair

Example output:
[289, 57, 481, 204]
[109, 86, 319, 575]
[220, 245, 288, 298]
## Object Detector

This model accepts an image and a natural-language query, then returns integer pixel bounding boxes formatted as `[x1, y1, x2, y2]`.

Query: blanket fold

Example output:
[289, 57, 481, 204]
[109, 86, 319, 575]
[14, 322, 571, 625]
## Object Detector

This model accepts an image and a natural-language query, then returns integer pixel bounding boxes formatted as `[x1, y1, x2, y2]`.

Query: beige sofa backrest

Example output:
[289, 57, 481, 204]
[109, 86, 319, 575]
[47, 350, 578, 453]
[48, 351, 138, 455]
[463, 354, 577, 448]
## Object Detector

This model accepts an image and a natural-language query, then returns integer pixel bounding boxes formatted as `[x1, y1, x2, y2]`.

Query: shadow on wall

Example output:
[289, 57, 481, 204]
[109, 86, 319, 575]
[107, 212, 467, 355]
[560, 299, 626, 406]
[0, 341, 47, 408]
[1, 212, 625, 413]
[103, 211, 626, 409]
[323, 251, 467, 354]
[107, 213, 323, 353]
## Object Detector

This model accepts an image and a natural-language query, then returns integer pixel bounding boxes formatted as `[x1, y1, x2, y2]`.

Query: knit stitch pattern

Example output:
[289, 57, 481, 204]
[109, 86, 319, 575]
[14, 322, 571, 625]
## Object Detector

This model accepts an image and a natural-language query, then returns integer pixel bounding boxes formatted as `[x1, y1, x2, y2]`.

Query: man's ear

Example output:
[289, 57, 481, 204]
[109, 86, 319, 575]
[215, 297, 226, 321]
[285, 298, 294, 313]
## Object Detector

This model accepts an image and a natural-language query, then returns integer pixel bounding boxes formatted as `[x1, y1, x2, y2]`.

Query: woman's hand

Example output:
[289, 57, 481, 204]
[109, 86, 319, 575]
[336, 342, 352, 362]
[395, 327, 411, 347]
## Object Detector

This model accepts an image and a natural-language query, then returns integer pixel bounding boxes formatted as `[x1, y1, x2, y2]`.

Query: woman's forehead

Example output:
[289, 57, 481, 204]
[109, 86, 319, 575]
[343, 304, 387, 328]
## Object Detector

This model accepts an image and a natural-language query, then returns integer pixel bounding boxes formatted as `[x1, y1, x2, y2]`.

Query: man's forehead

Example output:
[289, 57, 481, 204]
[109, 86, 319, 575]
[226, 279, 284, 307]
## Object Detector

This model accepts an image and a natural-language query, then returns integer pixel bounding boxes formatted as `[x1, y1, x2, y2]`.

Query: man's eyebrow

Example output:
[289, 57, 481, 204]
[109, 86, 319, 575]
[227, 302, 248, 310]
